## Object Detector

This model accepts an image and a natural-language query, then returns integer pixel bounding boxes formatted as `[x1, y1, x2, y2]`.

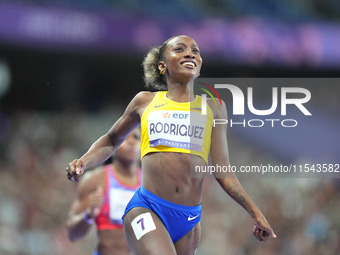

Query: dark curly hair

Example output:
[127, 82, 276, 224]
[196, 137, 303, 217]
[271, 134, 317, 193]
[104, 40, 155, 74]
[142, 36, 180, 91]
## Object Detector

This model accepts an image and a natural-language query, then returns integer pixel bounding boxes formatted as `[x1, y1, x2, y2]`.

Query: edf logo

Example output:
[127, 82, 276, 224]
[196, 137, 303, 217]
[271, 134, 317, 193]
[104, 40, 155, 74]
[173, 113, 189, 119]
[163, 112, 189, 119]
[163, 112, 171, 118]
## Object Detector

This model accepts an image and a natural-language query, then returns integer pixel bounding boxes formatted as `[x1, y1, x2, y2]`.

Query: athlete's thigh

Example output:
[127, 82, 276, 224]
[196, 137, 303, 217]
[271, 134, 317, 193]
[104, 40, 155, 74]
[174, 222, 201, 255]
[123, 207, 177, 255]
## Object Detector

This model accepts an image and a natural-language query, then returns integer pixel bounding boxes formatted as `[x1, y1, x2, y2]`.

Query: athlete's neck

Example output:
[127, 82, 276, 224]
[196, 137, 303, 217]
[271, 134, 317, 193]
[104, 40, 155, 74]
[113, 160, 138, 178]
[166, 81, 195, 102]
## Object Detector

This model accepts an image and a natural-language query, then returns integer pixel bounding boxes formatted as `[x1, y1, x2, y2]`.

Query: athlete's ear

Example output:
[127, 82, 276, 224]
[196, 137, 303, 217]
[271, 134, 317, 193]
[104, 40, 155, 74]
[158, 61, 166, 74]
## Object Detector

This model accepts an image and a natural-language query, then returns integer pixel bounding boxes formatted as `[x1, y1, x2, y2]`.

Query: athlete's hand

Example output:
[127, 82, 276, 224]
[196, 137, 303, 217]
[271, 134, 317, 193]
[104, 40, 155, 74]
[66, 159, 85, 182]
[86, 186, 104, 219]
[252, 215, 277, 242]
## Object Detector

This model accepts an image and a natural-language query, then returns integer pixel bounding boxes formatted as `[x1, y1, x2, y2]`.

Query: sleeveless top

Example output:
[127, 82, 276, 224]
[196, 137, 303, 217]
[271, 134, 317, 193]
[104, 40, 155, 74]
[140, 91, 213, 164]
[95, 165, 141, 230]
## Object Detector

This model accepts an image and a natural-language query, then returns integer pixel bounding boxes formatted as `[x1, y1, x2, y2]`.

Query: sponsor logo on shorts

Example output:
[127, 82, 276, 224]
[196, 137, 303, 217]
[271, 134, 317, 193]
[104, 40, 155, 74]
[187, 214, 200, 221]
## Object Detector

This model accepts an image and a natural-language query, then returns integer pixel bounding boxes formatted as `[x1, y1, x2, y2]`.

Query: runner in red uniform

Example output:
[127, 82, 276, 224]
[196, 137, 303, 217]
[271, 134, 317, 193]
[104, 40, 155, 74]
[66, 129, 141, 255]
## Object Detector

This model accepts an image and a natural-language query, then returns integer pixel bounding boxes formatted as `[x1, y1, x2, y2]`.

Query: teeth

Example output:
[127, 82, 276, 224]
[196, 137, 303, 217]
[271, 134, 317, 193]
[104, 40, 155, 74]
[183, 62, 195, 67]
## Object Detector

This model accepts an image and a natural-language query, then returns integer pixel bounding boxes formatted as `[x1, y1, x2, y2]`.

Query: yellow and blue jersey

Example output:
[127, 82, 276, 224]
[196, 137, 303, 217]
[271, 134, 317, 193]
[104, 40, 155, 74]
[140, 91, 213, 164]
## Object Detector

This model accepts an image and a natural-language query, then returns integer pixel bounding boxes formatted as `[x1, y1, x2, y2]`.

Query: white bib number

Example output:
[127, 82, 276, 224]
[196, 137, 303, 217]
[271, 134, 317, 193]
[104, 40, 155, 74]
[148, 110, 207, 151]
[109, 188, 135, 223]
[131, 212, 156, 240]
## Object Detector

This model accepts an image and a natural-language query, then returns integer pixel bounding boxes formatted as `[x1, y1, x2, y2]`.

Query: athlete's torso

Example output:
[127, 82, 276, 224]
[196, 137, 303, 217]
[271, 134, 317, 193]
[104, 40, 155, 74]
[96, 229, 131, 255]
[96, 165, 141, 230]
[138, 91, 214, 206]
[140, 91, 213, 164]
[95, 165, 141, 255]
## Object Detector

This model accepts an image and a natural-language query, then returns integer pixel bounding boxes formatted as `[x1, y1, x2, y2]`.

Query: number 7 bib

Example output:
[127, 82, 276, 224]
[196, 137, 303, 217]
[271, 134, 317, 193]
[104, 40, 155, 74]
[131, 212, 156, 240]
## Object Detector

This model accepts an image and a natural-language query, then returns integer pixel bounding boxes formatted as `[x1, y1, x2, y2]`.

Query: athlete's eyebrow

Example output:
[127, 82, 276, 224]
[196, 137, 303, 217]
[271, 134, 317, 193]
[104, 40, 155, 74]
[174, 43, 186, 47]
[174, 42, 199, 48]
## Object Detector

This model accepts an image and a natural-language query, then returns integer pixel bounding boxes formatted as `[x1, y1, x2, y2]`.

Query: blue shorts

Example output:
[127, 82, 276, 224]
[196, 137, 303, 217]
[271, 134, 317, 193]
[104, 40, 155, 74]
[122, 187, 201, 243]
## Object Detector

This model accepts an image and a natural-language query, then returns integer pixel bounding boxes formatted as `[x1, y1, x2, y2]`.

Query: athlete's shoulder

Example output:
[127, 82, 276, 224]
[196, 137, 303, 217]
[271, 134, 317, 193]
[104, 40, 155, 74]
[78, 166, 105, 192]
[134, 91, 157, 102]
[130, 91, 158, 109]
[82, 166, 105, 180]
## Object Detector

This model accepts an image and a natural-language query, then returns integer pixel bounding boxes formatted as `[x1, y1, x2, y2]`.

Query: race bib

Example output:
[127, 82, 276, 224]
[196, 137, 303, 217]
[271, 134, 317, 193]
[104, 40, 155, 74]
[148, 111, 207, 152]
[109, 188, 135, 224]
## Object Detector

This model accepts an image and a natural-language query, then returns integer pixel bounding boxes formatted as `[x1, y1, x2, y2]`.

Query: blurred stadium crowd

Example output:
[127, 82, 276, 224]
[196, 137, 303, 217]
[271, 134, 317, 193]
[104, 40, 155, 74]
[0, 0, 340, 255]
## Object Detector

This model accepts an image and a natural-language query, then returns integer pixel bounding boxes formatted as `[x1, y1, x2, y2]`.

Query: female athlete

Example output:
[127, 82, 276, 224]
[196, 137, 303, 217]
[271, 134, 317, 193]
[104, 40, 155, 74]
[66, 35, 276, 255]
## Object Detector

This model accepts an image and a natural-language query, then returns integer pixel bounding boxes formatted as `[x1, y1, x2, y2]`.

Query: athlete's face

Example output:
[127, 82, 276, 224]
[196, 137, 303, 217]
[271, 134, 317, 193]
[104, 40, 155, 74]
[114, 129, 141, 163]
[159, 36, 202, 80]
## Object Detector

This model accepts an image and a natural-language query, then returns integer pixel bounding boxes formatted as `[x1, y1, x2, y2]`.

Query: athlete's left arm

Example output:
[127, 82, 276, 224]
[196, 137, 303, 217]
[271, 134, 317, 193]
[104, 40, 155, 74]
[209, 100, 276, 242]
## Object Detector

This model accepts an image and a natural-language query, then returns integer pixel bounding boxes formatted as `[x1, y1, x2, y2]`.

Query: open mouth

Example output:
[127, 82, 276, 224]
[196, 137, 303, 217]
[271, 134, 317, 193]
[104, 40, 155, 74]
[181, 61, 196, 68]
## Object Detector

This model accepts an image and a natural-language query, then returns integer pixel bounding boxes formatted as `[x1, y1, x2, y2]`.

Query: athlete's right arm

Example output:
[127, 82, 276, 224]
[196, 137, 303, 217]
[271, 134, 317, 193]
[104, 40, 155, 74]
[66, 91, 153, 182]
[66, 170, 104, 242]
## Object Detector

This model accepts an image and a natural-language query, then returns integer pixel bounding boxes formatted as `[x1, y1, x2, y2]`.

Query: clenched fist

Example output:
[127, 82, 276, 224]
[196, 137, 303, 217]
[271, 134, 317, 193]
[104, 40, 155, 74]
[66, 159, 85, 182]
